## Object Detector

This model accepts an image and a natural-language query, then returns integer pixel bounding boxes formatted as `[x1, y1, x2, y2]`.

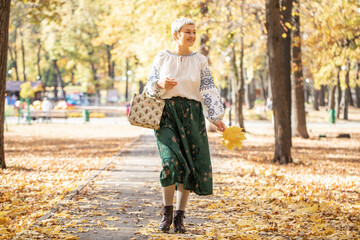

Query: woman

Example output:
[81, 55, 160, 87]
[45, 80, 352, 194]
[145, 17, 226, 233]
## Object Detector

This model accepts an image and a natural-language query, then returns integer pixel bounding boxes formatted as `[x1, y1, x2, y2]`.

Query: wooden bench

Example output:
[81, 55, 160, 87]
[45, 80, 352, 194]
[24, 110, 68, 122]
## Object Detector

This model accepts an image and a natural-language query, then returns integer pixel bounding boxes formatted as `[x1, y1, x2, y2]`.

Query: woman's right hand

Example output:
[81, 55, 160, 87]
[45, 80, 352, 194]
[157, 77, 177, 90]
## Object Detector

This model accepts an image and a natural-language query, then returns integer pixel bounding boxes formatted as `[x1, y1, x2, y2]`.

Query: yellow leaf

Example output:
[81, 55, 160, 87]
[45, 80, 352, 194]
[282, 33, 287, 38]
[0, 217, 11, 225]
[105, 216, 119, 221]
[53, 226, 62, 234]
[103, 227, 119, 231]
[221, 126, 246, 151]
[285, 22, 292, 29]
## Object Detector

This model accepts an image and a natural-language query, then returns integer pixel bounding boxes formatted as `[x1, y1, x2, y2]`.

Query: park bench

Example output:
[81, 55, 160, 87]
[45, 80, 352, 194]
[24, 110, 68, 122]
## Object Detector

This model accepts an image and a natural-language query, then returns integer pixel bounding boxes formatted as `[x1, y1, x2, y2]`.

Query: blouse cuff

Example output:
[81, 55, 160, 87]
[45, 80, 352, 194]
[147, 79, 166, 97]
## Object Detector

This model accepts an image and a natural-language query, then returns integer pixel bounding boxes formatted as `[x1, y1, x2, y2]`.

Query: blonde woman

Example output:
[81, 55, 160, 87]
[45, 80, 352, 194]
[146, 17, 225, 233]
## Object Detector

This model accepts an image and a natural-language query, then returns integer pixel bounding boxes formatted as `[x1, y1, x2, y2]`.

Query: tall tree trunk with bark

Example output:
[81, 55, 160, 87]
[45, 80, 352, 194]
[8, 26, 20, 80]
[199, 0, 217, 132]
[199, 0, 210, 60]
[235, 36, 246, 130]
[319, 85, 326, 106]
[266, 0, 292, 164]
[125, 57, 130, 102]
[52, 60, 58, 101]
[7, 46, 19, 80]
[106, 44, 115, 88]
[313, 89, 319, 111]
[329, 85, 336, 114]
[259, 73, 267, 102]
[20, 32, 26, 82]
[291, 0, 309, 138]
[336, 66, 342, 118]
[91, 62, 100, 105]
[356, 63, 360, 108]
[246, 79, 255, 109]
[281, 0, 293, 141]
[36, 41, 42, 81]
[0, 0, 11, 169]
[343, 61, 350, 120]
[226, 3, 245, 130]
[54, 60, 65, 99]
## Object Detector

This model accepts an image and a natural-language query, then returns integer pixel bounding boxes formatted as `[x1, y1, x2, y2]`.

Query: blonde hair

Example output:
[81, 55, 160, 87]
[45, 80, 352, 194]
[171, 17, 195, 40]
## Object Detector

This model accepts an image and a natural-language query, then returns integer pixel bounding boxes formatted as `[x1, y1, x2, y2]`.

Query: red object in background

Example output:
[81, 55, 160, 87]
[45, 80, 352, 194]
[126, 104, 131, 116]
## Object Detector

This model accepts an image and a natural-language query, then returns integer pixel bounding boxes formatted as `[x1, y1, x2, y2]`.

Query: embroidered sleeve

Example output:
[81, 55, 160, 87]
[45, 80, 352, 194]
[145, 54, 166, 97]
[200, 61, 225, 124]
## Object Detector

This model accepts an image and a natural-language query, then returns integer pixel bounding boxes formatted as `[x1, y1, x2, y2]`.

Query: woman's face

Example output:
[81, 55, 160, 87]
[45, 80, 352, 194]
[174, 24, 196, 47]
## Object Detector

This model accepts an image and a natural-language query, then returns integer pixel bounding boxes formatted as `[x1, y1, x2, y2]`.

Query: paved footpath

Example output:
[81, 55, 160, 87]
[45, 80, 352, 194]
[53, 129, 211, 239]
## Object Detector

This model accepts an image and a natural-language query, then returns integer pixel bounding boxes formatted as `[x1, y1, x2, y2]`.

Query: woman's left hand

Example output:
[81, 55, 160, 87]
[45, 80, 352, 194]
[214, 120, 226, 132]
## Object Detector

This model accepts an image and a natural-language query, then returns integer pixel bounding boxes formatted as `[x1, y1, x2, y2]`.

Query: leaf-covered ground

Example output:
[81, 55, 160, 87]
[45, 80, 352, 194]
[1, 119, 360, 239]
[137, 123, 360, 239]
[0, 123, 143, 239]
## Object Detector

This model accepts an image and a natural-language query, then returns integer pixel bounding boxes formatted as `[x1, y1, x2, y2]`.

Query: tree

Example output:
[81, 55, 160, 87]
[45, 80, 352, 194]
[281, 0, 293, 140]
[1, 0, 64, 169]
[0, 0, 11, 169]
[291, 0, 309, 138]
[266, 0, 292, 164]
[302, 0, 360, 120]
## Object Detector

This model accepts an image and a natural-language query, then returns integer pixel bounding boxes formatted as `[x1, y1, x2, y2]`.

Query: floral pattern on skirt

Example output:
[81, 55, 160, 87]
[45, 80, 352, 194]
[155, 97, 213, 196]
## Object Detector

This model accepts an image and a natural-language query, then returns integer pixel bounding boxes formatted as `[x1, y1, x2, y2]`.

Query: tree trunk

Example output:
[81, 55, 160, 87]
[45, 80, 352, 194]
[319, 85, 326, 106]
[106, 44, 115, 88]
[199, 0, 209, 60]
[355, 62, 360, 108]
[125, 57, 130, 102]
[329, 85, 336, 110]
[54, 60, 65, 99]
[259, 73, 267, 102]
[91, 62, 100, 105]
[9, 26, 20, 81]
[0, 0, 11, 169]
[266, 0, 292, 164]
[356, 83, 360, 108]
[36, 41, 41, 81]
[313, 89, 319, 110]
[236, 36, 245, 129]
[70, 65, 76, 84]
[343, 61, 350, 120]
[52, 60, 58, 101]
[7, 46, 19, 81]
[139, 81, 145, 94]
[246, 79, 255, 109]
[336, 66, 342, 118]
[291, 0, 309, 138]
[20, 32, 26, 82]
[281, 0, 293, 142]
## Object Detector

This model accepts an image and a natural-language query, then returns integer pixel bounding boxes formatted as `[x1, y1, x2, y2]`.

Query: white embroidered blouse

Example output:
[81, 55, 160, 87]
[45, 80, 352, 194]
[145, 50, 224, 124]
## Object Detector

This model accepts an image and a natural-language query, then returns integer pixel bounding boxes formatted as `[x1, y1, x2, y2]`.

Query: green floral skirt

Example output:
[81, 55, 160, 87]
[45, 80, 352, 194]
[155, 97, 213, 196]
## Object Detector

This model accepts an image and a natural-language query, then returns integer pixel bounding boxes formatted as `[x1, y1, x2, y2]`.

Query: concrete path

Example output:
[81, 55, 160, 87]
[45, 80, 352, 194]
[53, 129, 209, 239]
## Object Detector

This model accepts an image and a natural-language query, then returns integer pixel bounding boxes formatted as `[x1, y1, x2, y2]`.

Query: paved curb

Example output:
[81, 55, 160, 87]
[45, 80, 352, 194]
[31, 132, 144, 228]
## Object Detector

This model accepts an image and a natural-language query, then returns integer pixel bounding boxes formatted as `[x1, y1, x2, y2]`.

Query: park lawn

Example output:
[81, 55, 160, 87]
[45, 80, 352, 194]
[0, 123, 142, 239]
[141, 124, 360, 239]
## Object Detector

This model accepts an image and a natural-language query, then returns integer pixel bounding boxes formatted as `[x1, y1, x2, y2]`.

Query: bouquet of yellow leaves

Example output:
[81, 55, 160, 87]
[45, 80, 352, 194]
[221, 126, 246, 151]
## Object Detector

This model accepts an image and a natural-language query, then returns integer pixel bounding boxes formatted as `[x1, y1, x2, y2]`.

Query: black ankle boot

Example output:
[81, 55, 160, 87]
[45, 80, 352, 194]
[159, 205, 173, 232]
[173, 210, 186, 233]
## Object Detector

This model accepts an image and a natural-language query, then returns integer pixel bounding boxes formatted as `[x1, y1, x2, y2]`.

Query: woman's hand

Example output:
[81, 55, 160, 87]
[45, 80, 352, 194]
[157, 77, 177, 90]
[214, 120, 226, 132]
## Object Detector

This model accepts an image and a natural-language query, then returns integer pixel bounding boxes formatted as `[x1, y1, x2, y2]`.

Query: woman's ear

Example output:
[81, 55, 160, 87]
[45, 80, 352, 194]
[173, 32, 179, 41]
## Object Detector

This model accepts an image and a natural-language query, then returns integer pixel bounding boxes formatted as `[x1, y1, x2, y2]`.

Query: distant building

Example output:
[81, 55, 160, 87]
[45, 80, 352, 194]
[6, 81, 43, 101]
